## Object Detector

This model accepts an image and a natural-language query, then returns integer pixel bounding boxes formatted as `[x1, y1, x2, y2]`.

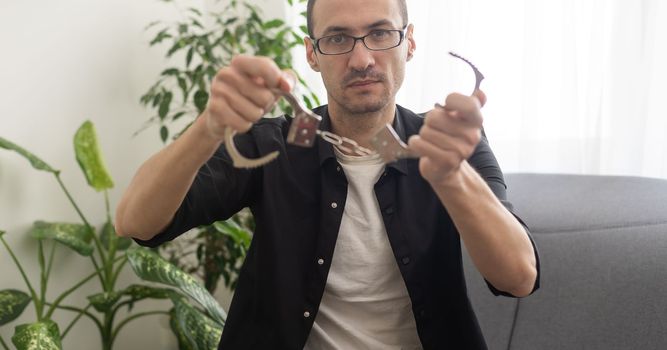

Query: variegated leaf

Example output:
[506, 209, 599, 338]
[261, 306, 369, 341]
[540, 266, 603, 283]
[87, 291, 121, 313]
[0, 136, 58, 174]
[0, 289, 31, 326]
[172, 298, 222, 350]
[100, 221, 132, 252]
[73, 121, 114, 191]
[11, 320, 62, 350]
[29, 221, 93, 256]
[126, 247, 226, 325]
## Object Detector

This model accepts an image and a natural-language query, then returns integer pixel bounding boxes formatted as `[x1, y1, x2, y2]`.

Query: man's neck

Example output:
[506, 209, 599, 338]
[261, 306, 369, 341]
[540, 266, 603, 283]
[327, 102, 396, 154]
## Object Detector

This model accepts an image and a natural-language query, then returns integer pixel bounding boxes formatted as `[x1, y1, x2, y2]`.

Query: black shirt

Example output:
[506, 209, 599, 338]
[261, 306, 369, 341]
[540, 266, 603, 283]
[136, 104, 540, 349]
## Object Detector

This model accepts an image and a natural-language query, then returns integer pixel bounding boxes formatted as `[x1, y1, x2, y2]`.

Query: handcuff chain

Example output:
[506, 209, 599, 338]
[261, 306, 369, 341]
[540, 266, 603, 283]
[317, 130, 375, 156]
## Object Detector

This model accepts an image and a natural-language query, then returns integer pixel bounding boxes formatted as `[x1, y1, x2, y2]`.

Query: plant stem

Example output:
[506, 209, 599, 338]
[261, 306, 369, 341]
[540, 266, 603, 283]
[90, 254, 107, 290]
[37, 240, 46, 320]
[54, 174, 107, 264]
[54, 174, 91, 227]
[45, 240, 57, 291]
[111, 311, 170, 344]
[110, 256, 128, 288]
[53, 303, 101, 339]
[0, 235, 40, 319]
[45, 255, 125, 318]
[0, 335, 9, 350]
[104, 191, 117, 293]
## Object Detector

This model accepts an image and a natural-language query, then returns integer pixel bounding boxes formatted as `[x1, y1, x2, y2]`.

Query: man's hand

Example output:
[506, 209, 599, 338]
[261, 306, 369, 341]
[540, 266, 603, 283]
[204, 55, 296, 140]
[408, 90, 487, 186]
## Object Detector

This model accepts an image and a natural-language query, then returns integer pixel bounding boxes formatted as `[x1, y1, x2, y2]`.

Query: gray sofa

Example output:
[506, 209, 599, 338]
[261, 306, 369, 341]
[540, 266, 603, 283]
[464, 173, 667, 350]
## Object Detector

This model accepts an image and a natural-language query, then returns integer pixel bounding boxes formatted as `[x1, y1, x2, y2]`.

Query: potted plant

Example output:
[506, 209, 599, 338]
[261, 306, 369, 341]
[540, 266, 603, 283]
[0, 122, 227, 350]
[138, 0, 318, 294]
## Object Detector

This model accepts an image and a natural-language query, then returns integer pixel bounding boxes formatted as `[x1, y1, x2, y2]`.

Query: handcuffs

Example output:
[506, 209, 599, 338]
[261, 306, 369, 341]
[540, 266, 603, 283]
[224, 52, 485, 168]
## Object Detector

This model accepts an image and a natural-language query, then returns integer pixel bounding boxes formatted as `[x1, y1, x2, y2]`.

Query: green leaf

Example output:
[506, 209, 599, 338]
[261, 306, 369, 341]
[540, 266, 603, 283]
[152, 93, 162, 108]
[212, 220, 251, 250]
[263, 19, 284, 30]
[121, 284, 179, 301]
[178, 77, 189, 102]
[187, 7, 202, 17]
[11, 320, 62, 350]
[160, 68, 180, 76]
[0, 137, 58, 174]
[74, 121, 114, 192]
[169, 308, 194, 350]
[171, 111, 187, 122]
[160, 126, 169, 143]
[100, 221, 132, 252]
[0, 290, 31, 326]
[29, 221, 93, 256]
[193, 90, 208, 114]
[87, 291, 121, 313]
[158, 92, 173, 120]
[185, 47, 194, 68]
[149, 28, 172, 46]
[171, 298, 222, 350]
[126, 247, 226, 326]
[299, 25, 309, 36]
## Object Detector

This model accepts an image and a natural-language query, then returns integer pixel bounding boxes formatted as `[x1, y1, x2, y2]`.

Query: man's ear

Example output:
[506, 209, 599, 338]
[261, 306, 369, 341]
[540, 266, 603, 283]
[305, 37, 321, 72]
[406, 24, 416, 62]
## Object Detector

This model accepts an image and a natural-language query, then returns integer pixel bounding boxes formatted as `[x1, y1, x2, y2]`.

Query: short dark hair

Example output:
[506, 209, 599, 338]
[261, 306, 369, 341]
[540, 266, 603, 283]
[306, 0, 408, 37]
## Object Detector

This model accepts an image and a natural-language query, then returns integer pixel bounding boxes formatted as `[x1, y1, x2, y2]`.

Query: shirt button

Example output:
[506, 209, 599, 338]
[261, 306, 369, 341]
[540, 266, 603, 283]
[303, 311, 311, 318]
[401, 256, 411, 265]
[336, 166, 341, 172]
[331, 202, 338, 209]
[385, 206, 395, 214]
[317, 258, 325, 265]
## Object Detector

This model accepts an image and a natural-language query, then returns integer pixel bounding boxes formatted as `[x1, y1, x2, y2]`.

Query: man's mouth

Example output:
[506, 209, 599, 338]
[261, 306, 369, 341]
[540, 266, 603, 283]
[348, 80, 379, 87]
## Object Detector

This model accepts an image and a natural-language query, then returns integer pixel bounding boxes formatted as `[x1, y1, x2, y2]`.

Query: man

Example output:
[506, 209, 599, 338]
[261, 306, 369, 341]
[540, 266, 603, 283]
[116, 0, 540, 348]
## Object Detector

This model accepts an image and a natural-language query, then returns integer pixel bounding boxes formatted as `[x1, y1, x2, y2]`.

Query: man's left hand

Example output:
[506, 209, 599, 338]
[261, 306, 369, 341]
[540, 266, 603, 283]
[408, 90, 487, 186]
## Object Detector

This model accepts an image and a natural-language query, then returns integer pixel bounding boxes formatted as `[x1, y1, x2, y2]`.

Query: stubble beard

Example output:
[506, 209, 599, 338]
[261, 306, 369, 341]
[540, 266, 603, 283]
[331, 68, 393, 116]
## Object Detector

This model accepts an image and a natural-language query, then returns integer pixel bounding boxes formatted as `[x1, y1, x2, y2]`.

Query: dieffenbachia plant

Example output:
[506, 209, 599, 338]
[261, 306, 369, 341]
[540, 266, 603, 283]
[1, 121, 226, 350]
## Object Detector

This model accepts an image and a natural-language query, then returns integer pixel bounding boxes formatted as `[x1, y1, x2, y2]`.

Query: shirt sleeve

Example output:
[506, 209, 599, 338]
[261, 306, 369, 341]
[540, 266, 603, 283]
[467, 129, 541, 297]
[133, 133, 262, 248]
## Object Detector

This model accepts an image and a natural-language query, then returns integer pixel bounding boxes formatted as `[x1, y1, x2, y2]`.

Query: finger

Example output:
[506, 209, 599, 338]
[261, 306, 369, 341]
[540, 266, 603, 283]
[442, 93, 483, 124]
[408, 135, 463, 169]
[231, 54, 283, 88]
[278, 69, 297, 93]
[472, 89, 487, 108]
[216, 69, 276, 110]
[215, 103, 253, 133]
[217, 87, 267, 123]
[419, 125, 479, 158]
[424, 108, 481, 135]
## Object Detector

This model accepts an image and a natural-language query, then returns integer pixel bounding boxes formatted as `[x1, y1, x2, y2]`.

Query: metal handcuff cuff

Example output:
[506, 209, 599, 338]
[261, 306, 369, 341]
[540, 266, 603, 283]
[224, 52, 485, 168]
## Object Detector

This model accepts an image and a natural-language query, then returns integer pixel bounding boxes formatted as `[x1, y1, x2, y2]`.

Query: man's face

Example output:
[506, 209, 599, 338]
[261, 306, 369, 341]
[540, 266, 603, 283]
[306, 0, 415, 116]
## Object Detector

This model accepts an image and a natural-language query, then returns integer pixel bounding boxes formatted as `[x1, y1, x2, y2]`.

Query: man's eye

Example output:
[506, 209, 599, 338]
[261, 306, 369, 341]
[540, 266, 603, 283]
[371, 30, 389, 38]
[327, 35, 347, 44]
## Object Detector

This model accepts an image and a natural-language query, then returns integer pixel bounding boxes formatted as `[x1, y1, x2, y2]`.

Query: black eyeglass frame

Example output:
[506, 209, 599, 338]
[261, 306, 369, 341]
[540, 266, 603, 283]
[311, 26, 408, 56]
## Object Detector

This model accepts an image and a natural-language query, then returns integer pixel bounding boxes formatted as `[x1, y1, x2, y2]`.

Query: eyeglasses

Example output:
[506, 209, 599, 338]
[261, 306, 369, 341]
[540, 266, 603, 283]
[313, 28, 407, 55]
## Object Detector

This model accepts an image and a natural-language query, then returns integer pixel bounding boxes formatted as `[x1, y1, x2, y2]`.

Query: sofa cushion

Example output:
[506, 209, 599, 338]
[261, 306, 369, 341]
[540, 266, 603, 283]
[464, 174, 667, 350]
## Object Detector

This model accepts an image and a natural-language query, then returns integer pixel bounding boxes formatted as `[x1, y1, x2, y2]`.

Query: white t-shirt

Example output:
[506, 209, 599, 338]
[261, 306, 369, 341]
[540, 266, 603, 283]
[304, 148, 422, 350]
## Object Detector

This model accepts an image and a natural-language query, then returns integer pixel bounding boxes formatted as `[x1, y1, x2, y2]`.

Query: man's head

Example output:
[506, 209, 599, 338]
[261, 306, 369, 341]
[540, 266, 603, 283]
[306, 0, 408, 38]
[304, 0, 415, 116]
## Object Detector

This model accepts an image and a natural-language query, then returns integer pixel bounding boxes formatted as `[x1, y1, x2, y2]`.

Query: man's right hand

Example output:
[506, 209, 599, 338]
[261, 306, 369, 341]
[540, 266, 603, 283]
[203, 55, 296, 139]
[115, 55, 294, 240]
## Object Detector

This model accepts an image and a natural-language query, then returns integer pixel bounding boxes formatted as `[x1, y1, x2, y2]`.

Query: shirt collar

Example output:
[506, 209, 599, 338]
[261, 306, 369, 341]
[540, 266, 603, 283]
[314, 105, 409, 175]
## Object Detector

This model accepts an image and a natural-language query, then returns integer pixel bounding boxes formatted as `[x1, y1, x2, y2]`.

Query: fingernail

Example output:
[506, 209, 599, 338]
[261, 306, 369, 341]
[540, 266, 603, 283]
[282, 71, 295, 90]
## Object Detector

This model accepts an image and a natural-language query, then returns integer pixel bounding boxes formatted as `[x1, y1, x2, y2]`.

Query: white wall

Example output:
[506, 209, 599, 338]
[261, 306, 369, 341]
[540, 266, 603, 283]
[0, 0, 233, 348]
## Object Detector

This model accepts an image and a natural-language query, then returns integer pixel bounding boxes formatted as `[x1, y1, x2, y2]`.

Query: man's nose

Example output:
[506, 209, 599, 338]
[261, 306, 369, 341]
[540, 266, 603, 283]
[347, 39, 375, 71]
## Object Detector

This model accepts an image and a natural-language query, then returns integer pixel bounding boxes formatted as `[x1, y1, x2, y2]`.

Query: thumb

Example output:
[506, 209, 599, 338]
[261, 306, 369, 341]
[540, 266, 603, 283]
[278, 69, 297, 92]
[472, 89, 487, 108]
